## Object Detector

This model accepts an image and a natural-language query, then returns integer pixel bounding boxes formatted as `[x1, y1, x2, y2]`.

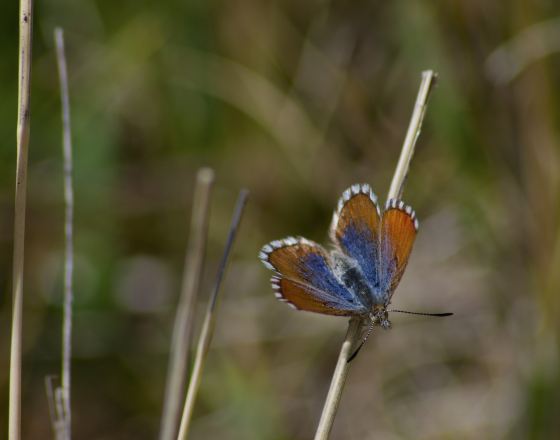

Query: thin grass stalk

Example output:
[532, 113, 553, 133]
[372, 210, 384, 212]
[54, 27, 74, 440]
[313, 70, 438, 440]
[387, 70, 438, 200]
[159, 168, 215, 440]
[176, 189, 249, 440]
[9, 1, 34, 439]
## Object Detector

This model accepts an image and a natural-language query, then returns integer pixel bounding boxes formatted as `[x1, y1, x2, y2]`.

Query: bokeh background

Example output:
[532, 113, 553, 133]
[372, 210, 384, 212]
[1, 0, 560, 439]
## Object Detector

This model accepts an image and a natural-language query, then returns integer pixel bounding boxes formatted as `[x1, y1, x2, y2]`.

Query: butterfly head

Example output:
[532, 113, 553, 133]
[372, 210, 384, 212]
[370, 306, 391, 330]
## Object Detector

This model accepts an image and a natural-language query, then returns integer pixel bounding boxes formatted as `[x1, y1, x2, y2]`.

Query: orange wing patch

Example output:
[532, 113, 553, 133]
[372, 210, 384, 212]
[270, 276, 353, 316]
[381, 199, 418, 294]
[262, 237, 328, 279]
[330, 183, 381, 246]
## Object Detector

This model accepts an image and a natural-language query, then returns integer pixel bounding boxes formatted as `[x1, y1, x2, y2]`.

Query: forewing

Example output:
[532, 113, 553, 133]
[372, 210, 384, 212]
[330, 183, 381, 289]
[379, 199, 418, 296]
[259, 237, 366, 315]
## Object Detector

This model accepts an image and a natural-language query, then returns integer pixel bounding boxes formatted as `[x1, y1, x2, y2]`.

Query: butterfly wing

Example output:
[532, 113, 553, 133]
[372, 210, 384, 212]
[259, 237, 367, 315]
[379, 199, 419, 297]
[330, 184, 381, 290]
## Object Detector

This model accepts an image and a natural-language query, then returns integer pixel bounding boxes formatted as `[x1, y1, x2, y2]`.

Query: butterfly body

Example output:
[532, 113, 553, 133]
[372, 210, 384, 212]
[259, 184, 418, 330]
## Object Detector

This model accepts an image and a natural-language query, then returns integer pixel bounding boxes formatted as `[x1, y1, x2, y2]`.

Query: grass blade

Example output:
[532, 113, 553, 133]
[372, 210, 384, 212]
[176, 189, 249, 440]
[54, 27, 74, 440]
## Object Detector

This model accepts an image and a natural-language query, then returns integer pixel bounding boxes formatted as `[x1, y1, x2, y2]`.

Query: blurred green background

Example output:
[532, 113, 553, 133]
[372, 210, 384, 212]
[2, 0, 560, 438]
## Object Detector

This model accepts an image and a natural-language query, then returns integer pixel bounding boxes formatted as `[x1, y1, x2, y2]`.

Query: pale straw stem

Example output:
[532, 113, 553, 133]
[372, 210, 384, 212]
[314, 70, 438, 440]
[159, 168, 215, 440]
[387, 70, 437, 200]
[9, 1, 34, 439]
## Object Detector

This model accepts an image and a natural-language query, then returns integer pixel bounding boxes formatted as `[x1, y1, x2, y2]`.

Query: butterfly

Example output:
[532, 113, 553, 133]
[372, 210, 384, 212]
[259, 183, 450, 336]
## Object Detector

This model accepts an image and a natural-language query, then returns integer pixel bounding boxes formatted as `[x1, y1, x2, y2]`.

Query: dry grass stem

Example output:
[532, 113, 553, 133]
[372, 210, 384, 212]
[313, 70, 438, 440]
[53, 27, 75, 440]
[387, 70, 438, 201]
[9, 1, 34, 439]
[159, 168, 215, 440]
[176, 189, 249, 440]
[314, 318, 362, 440]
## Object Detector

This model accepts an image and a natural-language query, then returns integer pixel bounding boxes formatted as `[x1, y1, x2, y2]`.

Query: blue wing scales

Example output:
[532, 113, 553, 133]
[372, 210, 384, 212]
[259, 237, 367, 315]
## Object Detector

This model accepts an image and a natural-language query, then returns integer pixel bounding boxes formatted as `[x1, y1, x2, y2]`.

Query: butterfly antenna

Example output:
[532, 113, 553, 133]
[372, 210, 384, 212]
[389, 309, 453, 317]
[347, 320, 374, 363]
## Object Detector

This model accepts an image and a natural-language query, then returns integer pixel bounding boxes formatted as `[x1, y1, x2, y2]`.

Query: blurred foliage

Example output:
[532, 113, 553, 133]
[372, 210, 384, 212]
[1, 0, 560, 438]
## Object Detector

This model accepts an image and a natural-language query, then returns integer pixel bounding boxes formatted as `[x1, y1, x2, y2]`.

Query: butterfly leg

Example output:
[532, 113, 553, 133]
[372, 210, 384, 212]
[347, 315, 375, 363]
